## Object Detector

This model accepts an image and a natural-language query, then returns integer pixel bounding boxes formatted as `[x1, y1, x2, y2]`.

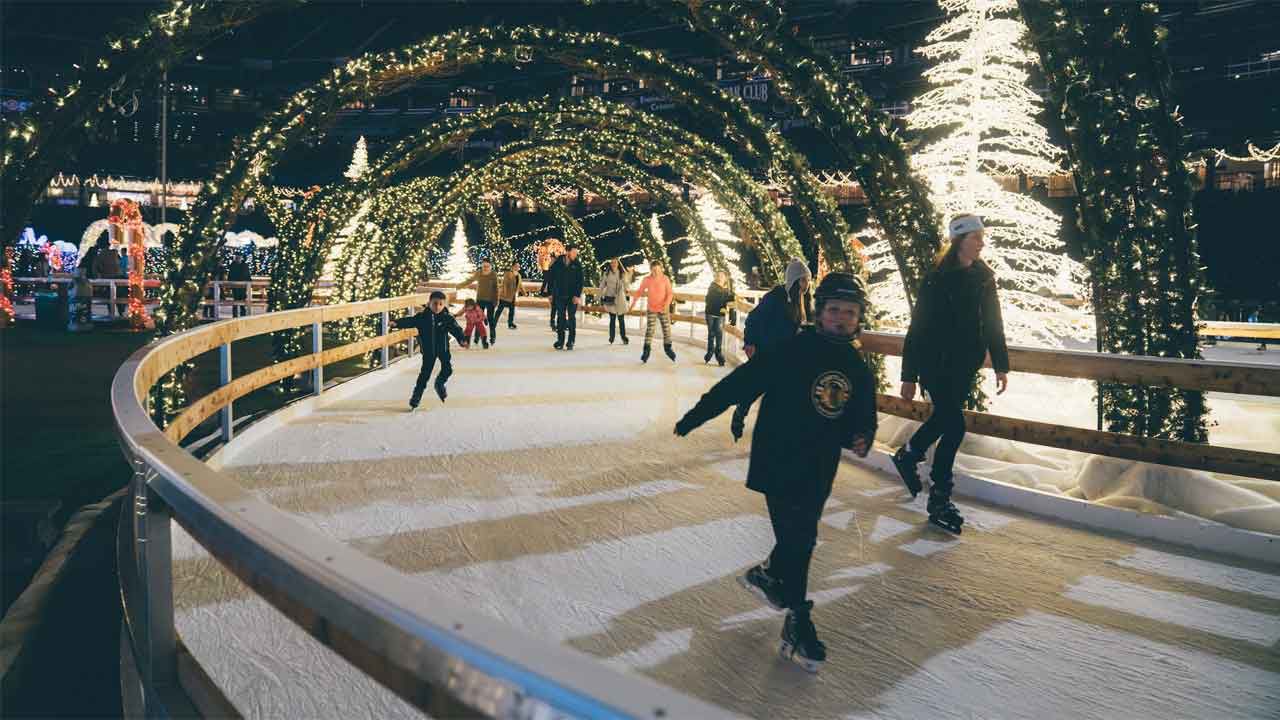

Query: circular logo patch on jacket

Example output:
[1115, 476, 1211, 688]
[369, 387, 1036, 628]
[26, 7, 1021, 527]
[811, 371, 852, 419]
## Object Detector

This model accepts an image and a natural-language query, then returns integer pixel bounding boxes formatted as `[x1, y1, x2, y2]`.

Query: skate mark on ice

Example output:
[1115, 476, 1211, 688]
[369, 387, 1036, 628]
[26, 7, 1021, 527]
[867, 516, 914, 544]
[841, 610, 1280, 720]
[602, 628, 695, 672]
[1064, 575, 1280, 646]
[953, 503, 1016, 531]
[897, 501, 928, 517]
[1109, 548, 1280, 601]
[859, 485, 903, 498]
[719, 584, 864, 630]
[412, 516, 774, 643]
[825, 562, 893, 583]
[709, 458, 751, 484]
[822, 510, 856, 530]
[296, 479, 699, 544]
[897, 538, 960, 558]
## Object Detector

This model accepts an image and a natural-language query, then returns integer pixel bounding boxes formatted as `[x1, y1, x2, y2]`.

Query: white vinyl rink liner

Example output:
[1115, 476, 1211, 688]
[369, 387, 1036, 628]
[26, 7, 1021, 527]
[175, 317, 1280, 719]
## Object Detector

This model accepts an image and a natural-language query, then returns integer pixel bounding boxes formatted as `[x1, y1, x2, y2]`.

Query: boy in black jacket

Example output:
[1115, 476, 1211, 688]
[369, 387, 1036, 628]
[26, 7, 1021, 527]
[393, 291, 469, 411]
[674, 273, 876, 673]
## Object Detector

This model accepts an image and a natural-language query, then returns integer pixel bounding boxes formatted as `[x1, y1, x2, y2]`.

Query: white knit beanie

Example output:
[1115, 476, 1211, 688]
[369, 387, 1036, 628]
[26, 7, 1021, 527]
[948, 214, 984, 240]
[784, 259, 812, 292]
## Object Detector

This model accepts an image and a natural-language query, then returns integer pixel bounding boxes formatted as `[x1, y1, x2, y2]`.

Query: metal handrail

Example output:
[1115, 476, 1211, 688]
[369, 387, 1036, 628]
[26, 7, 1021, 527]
[113, 293, 741, 719]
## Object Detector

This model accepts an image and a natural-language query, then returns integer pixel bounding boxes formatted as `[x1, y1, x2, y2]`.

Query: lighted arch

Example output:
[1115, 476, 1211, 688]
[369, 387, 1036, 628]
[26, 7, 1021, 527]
[161, 26, 853, 332]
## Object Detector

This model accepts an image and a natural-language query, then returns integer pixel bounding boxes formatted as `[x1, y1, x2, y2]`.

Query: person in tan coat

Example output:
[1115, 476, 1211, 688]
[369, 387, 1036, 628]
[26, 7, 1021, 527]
[495, 262, 522, 331]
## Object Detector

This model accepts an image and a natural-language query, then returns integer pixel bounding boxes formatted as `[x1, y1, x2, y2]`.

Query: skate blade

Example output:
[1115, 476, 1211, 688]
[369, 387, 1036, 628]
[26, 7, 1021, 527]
[928, 517, 963, 535]
[736, 575, 784, 611]
[779, 642, 823, 673]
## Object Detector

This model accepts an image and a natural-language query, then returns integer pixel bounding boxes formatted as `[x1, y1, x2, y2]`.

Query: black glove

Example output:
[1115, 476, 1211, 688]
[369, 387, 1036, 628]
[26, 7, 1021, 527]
[730, 414, 745, 442]
[674, 415, 696, 437]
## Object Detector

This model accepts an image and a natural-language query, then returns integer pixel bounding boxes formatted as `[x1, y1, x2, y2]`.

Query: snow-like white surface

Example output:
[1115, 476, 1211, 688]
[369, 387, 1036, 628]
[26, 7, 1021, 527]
[174, 313, 1280, 719]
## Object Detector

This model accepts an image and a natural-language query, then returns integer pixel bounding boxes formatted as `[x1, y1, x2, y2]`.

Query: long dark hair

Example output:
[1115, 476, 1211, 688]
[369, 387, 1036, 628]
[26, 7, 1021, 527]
[785, 280, 807, 326]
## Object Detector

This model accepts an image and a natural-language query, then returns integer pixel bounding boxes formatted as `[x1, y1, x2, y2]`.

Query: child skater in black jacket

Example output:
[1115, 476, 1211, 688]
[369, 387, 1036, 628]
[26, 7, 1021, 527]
[393, 291, 469, 411]
[674, 273, 877, 673]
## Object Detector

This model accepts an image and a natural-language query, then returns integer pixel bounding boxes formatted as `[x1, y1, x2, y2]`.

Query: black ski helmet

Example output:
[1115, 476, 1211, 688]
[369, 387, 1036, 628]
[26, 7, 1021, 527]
[814, 272, 867, 312]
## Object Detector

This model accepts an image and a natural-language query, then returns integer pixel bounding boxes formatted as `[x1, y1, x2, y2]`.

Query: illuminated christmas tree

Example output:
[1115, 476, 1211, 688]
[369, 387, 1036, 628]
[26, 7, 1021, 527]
[344, 135, 369, 180]
[677, 197, 748, 291]
[440, 218, 473, 284]
[906, 0, 1090, 347]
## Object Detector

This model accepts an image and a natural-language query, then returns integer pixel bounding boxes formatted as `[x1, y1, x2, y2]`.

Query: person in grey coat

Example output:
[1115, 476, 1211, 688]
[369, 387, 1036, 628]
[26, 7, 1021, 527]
[599, 258, 632, 345]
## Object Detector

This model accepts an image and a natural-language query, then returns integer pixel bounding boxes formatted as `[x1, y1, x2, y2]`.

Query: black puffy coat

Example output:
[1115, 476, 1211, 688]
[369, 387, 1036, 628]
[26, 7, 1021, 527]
[901, 260, 1010, 384]
[393, 308, 467, 355]
[678, 328, 878, 500]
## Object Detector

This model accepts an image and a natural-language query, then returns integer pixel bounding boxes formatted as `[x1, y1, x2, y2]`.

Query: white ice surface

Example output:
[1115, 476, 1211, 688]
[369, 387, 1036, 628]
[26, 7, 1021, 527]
[174, 317, 1280, 719]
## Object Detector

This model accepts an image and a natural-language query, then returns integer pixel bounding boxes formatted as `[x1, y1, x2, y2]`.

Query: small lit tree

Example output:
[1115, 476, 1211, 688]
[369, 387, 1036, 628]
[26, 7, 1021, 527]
[344, 135, 369, 180]
[439, 217, 473, 284]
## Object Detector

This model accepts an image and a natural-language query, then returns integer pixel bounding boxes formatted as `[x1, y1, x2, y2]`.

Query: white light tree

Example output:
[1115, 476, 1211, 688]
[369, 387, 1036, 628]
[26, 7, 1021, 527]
[676, 196, 748, 292]
[439, 218, 473, 285]
[344, 135, 369, 180]
[905, 0, 1091, 347]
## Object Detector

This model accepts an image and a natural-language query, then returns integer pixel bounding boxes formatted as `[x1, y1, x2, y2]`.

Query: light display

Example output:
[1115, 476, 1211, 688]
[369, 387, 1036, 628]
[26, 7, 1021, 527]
[344, 135, 370, 180]
[107, 198, 151, 329]
[907, 0, 1091, 349]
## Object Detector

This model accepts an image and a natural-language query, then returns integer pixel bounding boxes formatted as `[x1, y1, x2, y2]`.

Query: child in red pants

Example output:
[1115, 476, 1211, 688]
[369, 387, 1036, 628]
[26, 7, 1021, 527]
[455, 299, 489, 349]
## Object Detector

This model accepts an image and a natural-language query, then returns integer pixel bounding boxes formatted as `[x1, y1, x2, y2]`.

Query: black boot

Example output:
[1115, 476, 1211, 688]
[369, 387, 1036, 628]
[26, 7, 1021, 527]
[927, 479, 964, 534]
[664, 344, 676, 362]
[621, 334, 629, 345]
[704, 350, 713, 364]
[716, 351, 725, 366]
[892, 445, 924, 498]
[434, 381, 448, 403]
[737, 564, 786, 611]
[641, 344, 651, 363]
[780, 601, 825, 673]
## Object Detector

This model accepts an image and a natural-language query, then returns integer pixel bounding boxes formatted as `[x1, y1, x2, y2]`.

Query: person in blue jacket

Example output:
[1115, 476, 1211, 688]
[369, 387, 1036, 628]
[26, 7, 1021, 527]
[730, 258, 812, 441]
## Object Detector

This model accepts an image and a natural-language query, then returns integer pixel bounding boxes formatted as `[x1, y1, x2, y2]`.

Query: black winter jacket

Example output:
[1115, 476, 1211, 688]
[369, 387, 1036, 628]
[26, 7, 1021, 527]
[743, 286, 799, 352]
[677, 327, 878, 500]
[704, 282, 734, 317]
[393, 308, 467, 355]
[551, 259, 585, 300]
[901, 261, 1010, 384]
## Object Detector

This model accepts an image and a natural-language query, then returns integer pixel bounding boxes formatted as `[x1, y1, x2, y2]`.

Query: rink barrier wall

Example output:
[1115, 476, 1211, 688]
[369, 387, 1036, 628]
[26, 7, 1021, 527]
[844, 448, 1279, 565]
[112, 290, 743, 719]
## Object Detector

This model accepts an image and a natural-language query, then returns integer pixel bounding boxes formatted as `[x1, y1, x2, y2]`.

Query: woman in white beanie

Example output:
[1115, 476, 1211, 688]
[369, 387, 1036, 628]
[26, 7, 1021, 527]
[892, 214, 1010, 534]
[729, 258, 813, 440]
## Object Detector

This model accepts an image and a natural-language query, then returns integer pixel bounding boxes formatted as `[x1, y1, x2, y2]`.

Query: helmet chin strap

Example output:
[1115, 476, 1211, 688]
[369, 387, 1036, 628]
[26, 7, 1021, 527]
[815, 321, 858, 343]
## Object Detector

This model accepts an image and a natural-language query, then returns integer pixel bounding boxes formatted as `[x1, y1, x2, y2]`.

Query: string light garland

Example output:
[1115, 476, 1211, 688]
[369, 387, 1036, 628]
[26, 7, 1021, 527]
[1210, 142, 1280, 164]
[1018, 0, 1208, 442]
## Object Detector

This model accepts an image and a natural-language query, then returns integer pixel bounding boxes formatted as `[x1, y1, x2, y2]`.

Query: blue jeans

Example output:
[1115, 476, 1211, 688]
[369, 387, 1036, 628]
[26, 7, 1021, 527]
[705, 314, 724, 356]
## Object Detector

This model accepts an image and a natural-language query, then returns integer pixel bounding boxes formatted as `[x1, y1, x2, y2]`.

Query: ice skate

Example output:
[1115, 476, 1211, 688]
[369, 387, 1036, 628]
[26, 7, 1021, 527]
[566, 342, 574, 350]
[664, 344, 676, 362]
[704, 350, 713, 364]
[641, 344, 651, 363]
[779, 601, 825, 673]
[716, 352, 725, 367]
[408, 403, 419, 414]
[554, 341, 564, 350]
[621, 335, 629, 345]
[737, 564, 786, 611]
[927, 494, 964, 535]
[892, 446, 924, 498]
[434, 382, 448, 403]
[481, 338, 489, 349]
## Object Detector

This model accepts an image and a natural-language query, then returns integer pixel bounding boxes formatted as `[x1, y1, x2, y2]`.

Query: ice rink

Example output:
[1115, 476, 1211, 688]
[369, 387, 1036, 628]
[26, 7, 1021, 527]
[173, 319, 1280, 719]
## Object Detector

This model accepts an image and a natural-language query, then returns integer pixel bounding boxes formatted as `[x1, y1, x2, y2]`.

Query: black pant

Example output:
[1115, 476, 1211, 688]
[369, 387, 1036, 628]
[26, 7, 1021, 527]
[907, 375, 968, 493]
[764, 491, 829, 610]
[495, 300, 516, 328]
[608, 313, 628, 342]
[556, 299, 576, 345]
[410, 351, 452, 406]
[478, 300, 496, 340]
[549, 298, 560, 330]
